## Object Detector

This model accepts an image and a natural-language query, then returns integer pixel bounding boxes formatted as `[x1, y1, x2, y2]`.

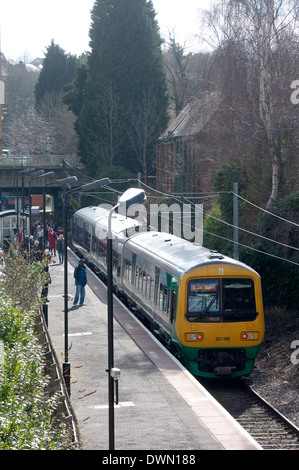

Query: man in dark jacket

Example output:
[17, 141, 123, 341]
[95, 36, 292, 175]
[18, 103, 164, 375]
[73, 259, 87, 306]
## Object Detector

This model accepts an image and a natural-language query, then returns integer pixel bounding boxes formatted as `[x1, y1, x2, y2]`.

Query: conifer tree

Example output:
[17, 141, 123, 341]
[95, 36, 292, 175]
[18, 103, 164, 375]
[35, 40, 76, 108]
[68, 0, 168, 178]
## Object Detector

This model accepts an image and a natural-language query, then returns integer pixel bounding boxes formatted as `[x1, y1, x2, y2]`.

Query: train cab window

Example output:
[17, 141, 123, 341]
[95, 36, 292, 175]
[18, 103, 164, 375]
[187, 279, 221, 322]
[222, 279, 257, 322]
[187, 278, 257, 323]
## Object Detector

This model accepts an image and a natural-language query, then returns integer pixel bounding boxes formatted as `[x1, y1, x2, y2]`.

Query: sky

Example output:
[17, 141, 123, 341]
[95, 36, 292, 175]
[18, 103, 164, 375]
[0, 0, 211, 62]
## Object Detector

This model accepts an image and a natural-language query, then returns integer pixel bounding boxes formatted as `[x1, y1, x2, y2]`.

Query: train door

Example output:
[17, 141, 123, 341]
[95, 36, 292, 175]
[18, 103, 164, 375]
[169, 287, 177, 324]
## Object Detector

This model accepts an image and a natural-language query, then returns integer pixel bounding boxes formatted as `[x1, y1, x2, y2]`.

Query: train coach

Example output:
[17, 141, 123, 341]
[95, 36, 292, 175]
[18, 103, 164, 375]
[72, 206, 265, 378]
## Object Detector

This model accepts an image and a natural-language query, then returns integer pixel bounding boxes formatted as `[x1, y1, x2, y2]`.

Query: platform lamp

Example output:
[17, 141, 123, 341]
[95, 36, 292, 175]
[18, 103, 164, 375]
[63, 177, 111, 397]
[107, 188, 146, 450]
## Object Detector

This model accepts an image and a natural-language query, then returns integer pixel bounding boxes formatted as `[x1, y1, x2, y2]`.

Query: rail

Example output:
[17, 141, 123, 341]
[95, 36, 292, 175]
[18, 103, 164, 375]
[200, 378, 299, 450]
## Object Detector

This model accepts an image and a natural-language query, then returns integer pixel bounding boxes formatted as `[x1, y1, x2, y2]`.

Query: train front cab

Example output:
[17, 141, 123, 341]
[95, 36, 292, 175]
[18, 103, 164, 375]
[176, 263, 265, 378]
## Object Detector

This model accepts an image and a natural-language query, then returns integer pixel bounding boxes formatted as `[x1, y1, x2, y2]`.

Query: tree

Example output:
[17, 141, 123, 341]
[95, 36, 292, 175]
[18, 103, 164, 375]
[68, 0, 169, 178]
[35, 40, 76, 109]
[163, 34, 197, 117]
[5, 105, 54, 155]
[201, 0, 299, 208]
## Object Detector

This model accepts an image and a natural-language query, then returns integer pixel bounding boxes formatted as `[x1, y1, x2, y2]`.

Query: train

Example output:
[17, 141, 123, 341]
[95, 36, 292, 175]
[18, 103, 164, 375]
[72, 205, 265, 378]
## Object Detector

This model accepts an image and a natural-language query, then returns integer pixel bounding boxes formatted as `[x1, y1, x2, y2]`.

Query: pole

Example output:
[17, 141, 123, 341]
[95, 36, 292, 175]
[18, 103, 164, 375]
[105, 189, 145, 451]
[233, 182, 239, 260]
[107, 207, 115, 450]
[16, 176, 19, 242]
[0, 43, 3, 156]
[63, 193, 71, 396]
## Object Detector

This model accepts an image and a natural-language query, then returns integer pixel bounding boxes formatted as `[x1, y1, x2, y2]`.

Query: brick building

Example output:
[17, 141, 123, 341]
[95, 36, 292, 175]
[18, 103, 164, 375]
[156, 92, 221, 195]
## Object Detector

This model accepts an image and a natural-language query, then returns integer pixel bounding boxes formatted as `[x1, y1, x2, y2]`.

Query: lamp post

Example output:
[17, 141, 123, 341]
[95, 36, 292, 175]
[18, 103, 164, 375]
[107, 188, 146, 450]
[63, 177, 111, 396]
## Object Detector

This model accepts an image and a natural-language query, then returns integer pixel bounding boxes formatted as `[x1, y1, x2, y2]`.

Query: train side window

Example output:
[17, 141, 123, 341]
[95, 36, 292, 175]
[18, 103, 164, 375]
[123, 257, 132, 281]
[154, 267, 160, 305]
[112, 245, 119, 272]
[123, 248, 132, 282]
[131, 254, 136, 286]
[83, 223, 91, 251]
[136, 267, 141, 291]
[159, 283, 169, 314]
[92, 234, 97, 253]
[145, 274, 153, 299]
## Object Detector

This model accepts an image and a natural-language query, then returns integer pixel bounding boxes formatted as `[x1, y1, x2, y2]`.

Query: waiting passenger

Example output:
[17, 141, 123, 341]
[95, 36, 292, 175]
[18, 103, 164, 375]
[73, 259, 87, 306]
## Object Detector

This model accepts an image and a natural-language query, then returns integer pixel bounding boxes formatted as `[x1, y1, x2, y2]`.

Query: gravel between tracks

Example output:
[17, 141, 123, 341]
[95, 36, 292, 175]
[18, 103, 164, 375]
[244, 317, 299, 428]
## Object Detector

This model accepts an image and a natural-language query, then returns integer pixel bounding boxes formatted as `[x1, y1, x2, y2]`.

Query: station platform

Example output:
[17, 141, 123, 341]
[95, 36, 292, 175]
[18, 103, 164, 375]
[46, 249, 261, 451]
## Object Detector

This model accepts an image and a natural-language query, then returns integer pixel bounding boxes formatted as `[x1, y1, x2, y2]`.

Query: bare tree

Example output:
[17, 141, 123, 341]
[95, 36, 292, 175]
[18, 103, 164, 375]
[5, 106, 54, 154]
[37, 92, 78, 155]
[201, 0, 299, 207]
[163, 33, 196, 116]
[128, 90, 161, 182]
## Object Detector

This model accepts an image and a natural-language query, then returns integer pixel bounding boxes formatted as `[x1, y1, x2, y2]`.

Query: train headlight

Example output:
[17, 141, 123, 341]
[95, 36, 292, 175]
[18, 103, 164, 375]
[185, 333, 204, 342]
[241, 331, 259, 341]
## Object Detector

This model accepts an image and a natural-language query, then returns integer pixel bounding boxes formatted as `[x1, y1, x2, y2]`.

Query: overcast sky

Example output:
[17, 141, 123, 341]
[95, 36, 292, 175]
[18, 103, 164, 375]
[0, 0, 211, 61]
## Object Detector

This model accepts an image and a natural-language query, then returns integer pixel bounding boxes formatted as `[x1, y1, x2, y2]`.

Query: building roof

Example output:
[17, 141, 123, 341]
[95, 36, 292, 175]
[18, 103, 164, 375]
[159, 92, 221, 142]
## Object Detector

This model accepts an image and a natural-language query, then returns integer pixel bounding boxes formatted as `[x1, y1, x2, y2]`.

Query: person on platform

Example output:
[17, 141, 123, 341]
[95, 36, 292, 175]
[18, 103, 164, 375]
[48, 227, 58, 256]
[32, 240, 42, 261]
[56, 234, 64, 264]
[73, 259, 87, 306]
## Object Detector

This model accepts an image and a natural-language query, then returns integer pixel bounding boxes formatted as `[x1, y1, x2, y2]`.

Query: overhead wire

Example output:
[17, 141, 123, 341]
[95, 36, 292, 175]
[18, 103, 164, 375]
[139, 182, 299, 253]
[138, 179, 299, 266]
[193, 201, 299, 253]
[68, 174, 298, 263]
[231, 192, 299, 227]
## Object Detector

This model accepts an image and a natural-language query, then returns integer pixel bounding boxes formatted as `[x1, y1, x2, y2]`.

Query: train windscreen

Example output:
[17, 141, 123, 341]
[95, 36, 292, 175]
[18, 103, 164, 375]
[187, 278, 257, 322]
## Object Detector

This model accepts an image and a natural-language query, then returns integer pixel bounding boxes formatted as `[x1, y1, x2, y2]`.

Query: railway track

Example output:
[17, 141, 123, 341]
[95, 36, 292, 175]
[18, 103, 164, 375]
[199, 378, 299, 450]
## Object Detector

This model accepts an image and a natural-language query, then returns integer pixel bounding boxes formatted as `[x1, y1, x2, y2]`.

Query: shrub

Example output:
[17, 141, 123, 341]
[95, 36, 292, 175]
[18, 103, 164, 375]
[0, 251, 72, 450]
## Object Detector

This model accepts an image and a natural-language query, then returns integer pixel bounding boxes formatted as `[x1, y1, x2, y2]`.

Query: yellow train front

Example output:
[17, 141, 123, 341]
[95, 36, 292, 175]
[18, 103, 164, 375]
[175, 257, 265, 378]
